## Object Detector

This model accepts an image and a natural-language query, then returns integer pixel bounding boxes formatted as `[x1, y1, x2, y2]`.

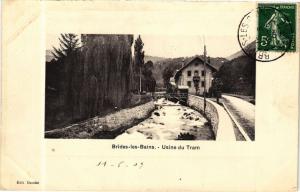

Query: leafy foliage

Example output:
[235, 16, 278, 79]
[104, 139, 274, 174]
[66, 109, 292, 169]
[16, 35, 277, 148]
[46, 35, 137, 130]
[133, 35, 145, 92]
[51, 33, 80, 60]
[216, 55, 256, 96]
[142, 60, 154, 77]
[162, 66, 175, 87]
[142, 60, 156, 92]
[134, 35, 145, 68]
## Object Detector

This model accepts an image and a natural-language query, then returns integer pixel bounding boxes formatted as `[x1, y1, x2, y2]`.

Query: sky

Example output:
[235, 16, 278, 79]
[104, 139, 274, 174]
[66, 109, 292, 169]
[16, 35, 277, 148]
[139, 35, 241, 58]
[46, 2, 256, 59]
[47, 34, 242, 58]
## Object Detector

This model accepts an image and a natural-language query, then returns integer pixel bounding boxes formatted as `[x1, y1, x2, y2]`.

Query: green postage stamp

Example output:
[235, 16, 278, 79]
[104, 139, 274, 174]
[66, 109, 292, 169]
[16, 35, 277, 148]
[257, 4, 296, 52]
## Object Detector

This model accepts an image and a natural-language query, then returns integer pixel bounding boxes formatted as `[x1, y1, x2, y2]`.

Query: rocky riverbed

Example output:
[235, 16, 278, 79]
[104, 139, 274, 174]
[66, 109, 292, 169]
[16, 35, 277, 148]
[116, 98, 215, 140]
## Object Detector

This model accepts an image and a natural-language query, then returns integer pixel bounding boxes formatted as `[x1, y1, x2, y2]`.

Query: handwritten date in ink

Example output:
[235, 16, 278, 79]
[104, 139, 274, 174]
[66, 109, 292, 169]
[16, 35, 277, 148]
[96, 161, 144, 169]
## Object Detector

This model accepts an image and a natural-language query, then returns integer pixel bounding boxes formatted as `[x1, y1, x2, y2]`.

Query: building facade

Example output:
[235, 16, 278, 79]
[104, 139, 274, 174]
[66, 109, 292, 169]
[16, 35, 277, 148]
[174, 57, 217, 95]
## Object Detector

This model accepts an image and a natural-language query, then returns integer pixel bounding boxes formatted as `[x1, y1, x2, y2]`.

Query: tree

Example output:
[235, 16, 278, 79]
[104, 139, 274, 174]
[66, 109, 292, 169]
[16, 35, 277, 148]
[52, 33, 80, 60]
[48, 33, 81, 124]
[216, 55, 255, 96]
[211, 77, 223, 103]
[134, 35, 145, 93]
[142, 60, 156, 92]
[142, 60, 153, 78]
[162, 66, 173, 88]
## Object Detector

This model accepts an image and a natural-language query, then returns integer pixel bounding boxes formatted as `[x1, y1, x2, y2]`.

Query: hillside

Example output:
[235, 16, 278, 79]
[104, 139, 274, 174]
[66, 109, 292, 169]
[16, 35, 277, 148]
[217, 41, 256, 96]
[144, 55, 167, 63]
[226, 41, 256, 60]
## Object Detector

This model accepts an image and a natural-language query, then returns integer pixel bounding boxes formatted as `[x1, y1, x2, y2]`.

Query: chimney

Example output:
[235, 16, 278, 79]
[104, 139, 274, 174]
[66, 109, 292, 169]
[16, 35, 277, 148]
[207, 56, 211, 64]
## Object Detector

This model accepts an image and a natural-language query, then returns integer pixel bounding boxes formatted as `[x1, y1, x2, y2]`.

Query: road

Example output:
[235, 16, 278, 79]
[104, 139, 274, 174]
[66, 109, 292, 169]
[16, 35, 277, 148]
[222, 95, 255, 140]
[116, 98, 215, 140]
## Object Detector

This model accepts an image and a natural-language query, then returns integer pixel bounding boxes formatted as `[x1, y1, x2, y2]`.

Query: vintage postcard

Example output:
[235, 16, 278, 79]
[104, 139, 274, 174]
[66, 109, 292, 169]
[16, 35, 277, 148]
[1, 1, 299, 191]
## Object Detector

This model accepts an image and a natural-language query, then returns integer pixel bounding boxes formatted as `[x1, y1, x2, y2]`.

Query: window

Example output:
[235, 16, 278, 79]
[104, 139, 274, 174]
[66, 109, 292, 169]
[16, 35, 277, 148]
[194, 70, 199, 75]
[201, 70, 205, 76]
[187, 81, 192, 87]
[187, 71, 191, 76]
[201, 81, 205, 87]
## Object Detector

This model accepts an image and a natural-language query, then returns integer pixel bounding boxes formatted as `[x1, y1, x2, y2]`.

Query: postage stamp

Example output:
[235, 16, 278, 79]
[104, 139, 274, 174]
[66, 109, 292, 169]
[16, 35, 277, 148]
[257, 4, 296, 52]
[238, 3, 297, 62]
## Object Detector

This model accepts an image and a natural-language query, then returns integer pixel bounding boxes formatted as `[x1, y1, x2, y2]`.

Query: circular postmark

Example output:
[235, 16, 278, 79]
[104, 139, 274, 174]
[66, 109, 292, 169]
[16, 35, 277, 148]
[237, 6, 293, 62]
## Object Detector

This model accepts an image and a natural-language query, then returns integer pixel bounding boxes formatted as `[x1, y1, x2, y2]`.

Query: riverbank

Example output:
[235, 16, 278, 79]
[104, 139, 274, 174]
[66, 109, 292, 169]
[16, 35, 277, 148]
[45, 101, 155, 138]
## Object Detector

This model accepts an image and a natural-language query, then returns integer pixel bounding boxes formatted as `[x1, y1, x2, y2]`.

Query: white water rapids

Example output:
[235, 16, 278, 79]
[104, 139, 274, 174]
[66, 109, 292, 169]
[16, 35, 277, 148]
[116, 98, 209, 140]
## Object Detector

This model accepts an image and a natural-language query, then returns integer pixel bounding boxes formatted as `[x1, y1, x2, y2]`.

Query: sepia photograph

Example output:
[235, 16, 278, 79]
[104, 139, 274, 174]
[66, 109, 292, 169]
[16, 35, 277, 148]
[45, 34, 255, 140]
[2, 1, 299, 191]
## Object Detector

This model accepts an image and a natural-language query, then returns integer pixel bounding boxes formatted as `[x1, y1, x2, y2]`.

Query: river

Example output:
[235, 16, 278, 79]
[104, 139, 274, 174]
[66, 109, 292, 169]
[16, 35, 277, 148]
[116, 98, 215, 140]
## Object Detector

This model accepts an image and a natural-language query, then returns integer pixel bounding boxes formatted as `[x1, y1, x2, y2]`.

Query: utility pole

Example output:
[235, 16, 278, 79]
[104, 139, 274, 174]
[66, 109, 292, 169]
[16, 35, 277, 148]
[139, 67, 142, 93]
[203, 41, 207, 114]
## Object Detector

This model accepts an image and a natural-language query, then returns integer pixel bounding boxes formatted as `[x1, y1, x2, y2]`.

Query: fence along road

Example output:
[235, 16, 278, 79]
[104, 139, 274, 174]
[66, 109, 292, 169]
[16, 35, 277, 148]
[222, 95, 255, 141]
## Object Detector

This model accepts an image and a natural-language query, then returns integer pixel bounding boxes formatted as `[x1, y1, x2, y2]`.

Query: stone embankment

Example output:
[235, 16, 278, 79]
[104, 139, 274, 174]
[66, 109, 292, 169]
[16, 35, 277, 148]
[187, 95, 219, 137]
[187, 95, 236, 140]
[45, 101, 155, 139]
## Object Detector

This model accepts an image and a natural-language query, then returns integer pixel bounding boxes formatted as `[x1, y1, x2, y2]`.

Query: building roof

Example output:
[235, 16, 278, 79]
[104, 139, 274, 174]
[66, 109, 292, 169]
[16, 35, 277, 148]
[174, 56, 217, 80]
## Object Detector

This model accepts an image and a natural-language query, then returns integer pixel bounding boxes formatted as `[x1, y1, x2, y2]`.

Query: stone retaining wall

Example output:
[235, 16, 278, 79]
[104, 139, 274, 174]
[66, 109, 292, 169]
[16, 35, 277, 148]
[187, 95, 219, 137]
[45, 101, 155, 139]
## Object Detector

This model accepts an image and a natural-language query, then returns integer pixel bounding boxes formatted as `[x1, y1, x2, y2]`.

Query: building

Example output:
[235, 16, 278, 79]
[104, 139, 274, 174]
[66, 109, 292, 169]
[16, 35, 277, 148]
[174, 56, 217, 95]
